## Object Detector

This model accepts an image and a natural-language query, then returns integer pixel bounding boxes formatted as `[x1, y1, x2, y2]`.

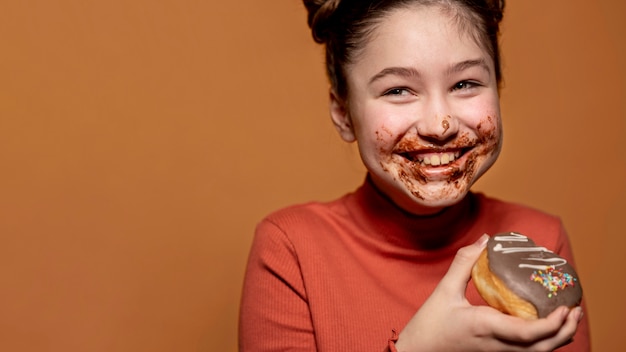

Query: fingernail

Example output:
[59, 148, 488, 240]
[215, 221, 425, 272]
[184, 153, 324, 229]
[476, 234, 489, 248]
[561, 306, 570, 319]
[574, 307, 584, 322]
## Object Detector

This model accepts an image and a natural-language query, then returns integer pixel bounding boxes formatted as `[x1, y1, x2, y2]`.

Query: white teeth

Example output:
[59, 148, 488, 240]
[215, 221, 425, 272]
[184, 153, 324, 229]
[419, 152, 458, 166]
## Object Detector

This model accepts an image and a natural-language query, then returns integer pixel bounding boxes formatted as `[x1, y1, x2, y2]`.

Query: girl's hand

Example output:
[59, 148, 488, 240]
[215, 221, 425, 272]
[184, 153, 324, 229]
[394, 235, 584, 352]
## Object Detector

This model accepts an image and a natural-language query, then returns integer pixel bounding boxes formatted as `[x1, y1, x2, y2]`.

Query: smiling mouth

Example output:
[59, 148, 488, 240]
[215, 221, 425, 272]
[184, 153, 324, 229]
[399, 149, 466, 166]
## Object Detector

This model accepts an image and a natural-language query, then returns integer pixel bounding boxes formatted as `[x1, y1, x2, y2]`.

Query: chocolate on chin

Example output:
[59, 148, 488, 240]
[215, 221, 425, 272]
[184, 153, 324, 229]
[471, 232, 582, 319]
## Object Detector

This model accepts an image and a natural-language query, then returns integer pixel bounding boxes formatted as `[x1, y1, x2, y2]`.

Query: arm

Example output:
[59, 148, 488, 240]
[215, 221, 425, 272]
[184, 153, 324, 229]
[239, 219, 316, 352]
[394, 235, 585, 352]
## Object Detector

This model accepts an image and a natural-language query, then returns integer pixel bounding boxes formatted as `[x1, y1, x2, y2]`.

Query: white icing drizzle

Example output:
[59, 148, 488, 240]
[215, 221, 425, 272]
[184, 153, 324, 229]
[493, 243, 552, 254]
[492, 232, 567, 270]
[493, 232, 529, 242]
[519, 257, 567, 270]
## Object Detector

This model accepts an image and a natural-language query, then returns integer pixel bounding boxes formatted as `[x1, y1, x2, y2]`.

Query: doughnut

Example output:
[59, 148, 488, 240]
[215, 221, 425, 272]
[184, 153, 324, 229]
[471, 232, 582, 319]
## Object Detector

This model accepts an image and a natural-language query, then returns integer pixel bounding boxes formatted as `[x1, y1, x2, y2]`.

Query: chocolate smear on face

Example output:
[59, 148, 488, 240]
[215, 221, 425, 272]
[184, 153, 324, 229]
[476, 115, 501, 157]
[398, 169, 424, 199]
[376, 114, 501, 202]
[442, 119, 450, 135]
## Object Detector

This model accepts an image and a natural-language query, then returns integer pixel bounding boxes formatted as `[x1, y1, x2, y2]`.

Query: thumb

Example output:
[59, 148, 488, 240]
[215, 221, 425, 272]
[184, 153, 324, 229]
[438, 234, 489, 295]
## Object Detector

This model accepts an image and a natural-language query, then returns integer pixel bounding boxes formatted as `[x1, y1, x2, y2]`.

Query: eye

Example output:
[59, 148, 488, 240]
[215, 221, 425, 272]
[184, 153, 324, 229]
[383, 87, 413, 96]
[452, 80, 479, 91]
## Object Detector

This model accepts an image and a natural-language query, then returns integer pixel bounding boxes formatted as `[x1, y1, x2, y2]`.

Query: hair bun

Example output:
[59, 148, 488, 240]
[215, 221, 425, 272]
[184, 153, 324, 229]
[486, 0, 505, 22]
[303, 0, 341, 43]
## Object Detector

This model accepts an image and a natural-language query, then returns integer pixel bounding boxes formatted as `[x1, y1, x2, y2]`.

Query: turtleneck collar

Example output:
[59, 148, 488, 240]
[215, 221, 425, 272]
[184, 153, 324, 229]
[344, 175, 481, 256]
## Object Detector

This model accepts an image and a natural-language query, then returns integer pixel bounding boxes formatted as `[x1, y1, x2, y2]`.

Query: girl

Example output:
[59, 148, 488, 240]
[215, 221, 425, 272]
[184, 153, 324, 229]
[239, 0, 590, 350]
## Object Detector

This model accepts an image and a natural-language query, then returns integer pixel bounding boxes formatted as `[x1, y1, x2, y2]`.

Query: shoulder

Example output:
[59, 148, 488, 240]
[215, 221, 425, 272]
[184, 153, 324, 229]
[474, 192, 561, 223]
[254, 193, 352, 245]
[261, 196, 348, 230]
[245, 194, 355, 275]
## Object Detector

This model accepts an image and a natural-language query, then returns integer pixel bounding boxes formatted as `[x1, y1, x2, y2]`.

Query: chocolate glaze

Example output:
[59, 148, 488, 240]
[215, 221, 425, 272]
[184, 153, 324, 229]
[487, 232, 582, 318]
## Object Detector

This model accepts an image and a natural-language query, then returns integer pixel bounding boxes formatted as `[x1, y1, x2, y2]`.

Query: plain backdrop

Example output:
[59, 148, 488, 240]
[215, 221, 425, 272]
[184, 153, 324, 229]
[0, 1, 624, 351]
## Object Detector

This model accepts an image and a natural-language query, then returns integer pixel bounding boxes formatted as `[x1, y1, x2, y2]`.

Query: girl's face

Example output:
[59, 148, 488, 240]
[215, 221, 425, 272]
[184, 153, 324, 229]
[331, 5, 502, 215]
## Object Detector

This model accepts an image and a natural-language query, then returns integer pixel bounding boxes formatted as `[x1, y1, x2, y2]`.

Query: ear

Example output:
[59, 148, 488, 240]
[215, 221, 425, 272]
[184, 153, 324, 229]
[329, 90, 356, 142]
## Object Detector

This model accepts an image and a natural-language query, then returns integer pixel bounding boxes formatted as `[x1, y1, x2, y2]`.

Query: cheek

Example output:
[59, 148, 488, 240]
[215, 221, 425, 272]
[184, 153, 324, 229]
[463, 94, 500, 131]
[461, 115, 502, 184]
[370, 125, 405, 175]
[376, 121, 402, 139]
[372, 127, 397, 170]
[476, 115, 502, 151]
[374, 125, 394, 143]
[359, 109, 405, 154]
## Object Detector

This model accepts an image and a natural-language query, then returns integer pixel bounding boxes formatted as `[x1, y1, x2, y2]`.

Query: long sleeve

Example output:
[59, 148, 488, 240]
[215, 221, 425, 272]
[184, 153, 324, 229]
[239, 219, 316, 351]
[238, 184, 592, 351]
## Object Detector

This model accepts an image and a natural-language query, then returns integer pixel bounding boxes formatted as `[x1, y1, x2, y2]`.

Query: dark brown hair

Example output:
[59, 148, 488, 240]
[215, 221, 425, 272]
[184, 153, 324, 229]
[303, 0, 505, 100]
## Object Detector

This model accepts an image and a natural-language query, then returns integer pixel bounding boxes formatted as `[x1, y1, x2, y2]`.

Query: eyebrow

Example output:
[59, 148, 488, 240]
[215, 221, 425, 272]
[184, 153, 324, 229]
[368, 58, 490, 85]
[446, 58, 490, 76]
[368, 66, 420, 85]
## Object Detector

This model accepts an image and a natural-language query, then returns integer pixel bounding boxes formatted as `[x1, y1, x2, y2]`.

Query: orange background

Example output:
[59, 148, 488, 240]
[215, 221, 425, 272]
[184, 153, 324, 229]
[0, 1, 624, 351]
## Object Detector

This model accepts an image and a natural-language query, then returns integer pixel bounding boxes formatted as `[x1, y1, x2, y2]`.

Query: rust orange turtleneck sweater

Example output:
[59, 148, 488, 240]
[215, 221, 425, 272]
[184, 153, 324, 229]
[239, 177, 590, 351]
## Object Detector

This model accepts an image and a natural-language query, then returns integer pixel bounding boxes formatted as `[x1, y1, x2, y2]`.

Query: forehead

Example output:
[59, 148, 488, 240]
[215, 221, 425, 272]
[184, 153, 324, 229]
[351, 5, 492, 73]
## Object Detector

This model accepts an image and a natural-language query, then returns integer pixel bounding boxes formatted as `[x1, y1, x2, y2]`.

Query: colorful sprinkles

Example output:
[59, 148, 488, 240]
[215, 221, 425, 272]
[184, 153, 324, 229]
[530, 266, 577, 298]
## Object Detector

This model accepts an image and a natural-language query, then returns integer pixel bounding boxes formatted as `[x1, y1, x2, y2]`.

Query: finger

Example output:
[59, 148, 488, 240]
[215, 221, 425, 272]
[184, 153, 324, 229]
[531, 306, 582, 351]
[438, 234, 489, 295]
[489, 306, 570, 343]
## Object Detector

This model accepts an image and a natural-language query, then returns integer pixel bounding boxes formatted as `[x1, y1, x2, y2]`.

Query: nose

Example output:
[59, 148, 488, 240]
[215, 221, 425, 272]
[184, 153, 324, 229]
[415, 95, 459, 143]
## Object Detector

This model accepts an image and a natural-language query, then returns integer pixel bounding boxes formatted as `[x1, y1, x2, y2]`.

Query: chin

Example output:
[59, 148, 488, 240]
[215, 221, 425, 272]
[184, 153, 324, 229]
[414, 189, 467, 211]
